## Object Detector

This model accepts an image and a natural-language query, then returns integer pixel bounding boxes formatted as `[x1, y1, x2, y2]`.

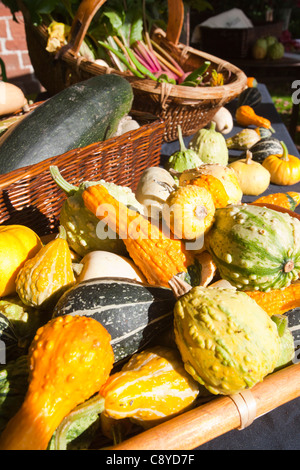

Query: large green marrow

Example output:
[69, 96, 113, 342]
[0, 74, 133, 174]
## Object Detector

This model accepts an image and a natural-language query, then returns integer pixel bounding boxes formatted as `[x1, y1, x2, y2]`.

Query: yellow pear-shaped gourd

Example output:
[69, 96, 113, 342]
[16, 226, 75, 308]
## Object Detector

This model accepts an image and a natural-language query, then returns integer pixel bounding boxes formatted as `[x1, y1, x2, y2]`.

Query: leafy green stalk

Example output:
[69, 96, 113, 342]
[98, 40, 144, 77]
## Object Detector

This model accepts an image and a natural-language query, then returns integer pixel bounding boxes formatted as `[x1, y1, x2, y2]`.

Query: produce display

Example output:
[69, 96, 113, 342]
[0, 70, 299, 450]
[251, 36, 285, 60]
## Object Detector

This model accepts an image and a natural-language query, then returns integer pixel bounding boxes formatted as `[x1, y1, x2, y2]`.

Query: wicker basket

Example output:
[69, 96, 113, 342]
[0, 111, 164, 237]
[21, 0, 247, 142]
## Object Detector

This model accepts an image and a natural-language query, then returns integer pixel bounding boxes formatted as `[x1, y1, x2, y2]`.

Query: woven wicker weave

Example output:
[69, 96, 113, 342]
[0, 112, 164, 237]
[21, 0, 247, 142]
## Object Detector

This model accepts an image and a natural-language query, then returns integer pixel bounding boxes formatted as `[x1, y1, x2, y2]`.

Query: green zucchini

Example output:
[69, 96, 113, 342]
[0, 74, 133, 174]
[52, 277, 176, 364]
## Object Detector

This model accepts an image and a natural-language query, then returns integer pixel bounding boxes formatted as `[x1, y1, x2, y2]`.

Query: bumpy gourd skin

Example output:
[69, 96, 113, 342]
[174, 286, 281, 395]
[16, 236, 75, 308]
[0, 315, 114, 450]
[206, 204, 300, 291]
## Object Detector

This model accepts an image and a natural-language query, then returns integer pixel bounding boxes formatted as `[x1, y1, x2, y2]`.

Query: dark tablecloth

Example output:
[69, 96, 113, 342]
[161, 84, 300, 450]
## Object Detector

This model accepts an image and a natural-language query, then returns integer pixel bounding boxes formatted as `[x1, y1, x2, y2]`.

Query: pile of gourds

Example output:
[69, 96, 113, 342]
[0, 79, 300, 451]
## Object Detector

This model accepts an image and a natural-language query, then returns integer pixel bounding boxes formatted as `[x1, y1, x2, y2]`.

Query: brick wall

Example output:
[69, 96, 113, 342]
[0, 2, 43, 96]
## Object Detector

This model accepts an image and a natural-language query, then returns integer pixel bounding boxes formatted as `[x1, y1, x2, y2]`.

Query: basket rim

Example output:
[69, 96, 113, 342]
[29, 20, 247, 102]
[0, 116, 164, 188]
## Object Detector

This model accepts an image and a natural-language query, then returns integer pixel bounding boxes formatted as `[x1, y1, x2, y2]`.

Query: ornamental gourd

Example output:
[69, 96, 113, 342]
[236, 105, 274, 130]
[15, 226, 75, 309]
[53, 278, 176, 364]
[100, 346, 200, 428]
[135, 166, 177, 218]
[0, 225, 43, 297]
[262, 141, 300, 186]
[82, 184, 196, 288]
[228, 150, 271, 196]
[206, 204, 300, 291]
[189, 122, 229, 166]
[162, 185, 215, 241]
[171, 281, 281, 395]
[0, 315, 114, 450]
[50, 166, 144, 257]
[246, 137, 283, 162]
[179, 164, 243, 206]
[166, 126, 203, 178]
[252, 192, 300, 211]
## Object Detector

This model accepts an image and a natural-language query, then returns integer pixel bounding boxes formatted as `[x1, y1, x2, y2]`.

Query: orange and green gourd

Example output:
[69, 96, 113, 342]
[82, 184, 196, 287]
[252, 192, 300, 211]
[100, 346, 199, 427]
[0, 314, 114, 450]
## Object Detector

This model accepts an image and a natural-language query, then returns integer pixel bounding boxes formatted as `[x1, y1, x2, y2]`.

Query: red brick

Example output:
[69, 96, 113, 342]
[5, 37, 28, 51]
[1, 53, 22, 77]
[8, 15, 26, 37]
[0, 19, 8, 40]
[21, 51, 32, 68]
[0, 3, 11, 16]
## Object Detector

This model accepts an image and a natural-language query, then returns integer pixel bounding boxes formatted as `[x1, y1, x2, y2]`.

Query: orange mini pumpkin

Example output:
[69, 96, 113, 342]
[262, 141, 300, 186]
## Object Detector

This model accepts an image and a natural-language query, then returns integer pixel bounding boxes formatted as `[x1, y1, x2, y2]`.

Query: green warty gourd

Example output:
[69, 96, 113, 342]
[173, 286, 281, 395]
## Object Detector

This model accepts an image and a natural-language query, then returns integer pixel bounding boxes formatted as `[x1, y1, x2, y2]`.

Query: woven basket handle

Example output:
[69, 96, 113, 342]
[68, 0, 107, 55]
[67, 0, 184, 55]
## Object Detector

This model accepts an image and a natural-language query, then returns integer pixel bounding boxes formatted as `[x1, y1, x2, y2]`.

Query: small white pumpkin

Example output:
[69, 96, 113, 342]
[211, 107, 233, 134]
[135, 166, 177, 219]
[76, 251, 146, 283]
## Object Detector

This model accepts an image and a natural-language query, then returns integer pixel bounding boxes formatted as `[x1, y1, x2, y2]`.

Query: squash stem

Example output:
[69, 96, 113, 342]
[280, 141, 289, 161]
[177, 125, 187, 152]
[49, 165, 78, 195]
[53, 393, 105, 450]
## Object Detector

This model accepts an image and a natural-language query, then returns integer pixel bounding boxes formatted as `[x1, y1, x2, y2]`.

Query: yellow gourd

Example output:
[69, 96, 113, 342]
[262, 141, 300, 186]
[16, 226, 75, 308]
[228, 150, 271, 196]
[179, 164, 243, 205]
[0, 314, 114, 450]
[100, 346, 199, 429]
[162, 185, 215, 241]
[0, 225, 43, 297]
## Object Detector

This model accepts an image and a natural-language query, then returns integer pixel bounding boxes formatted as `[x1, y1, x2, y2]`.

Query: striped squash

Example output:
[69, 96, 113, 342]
[100, 346, 199, 427]
[52, 278, 176, 363]
[247, 137, 283, 162]
[206, 204, 300, 291]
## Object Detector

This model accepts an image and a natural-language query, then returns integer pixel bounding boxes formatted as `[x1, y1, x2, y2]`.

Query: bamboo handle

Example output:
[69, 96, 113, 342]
[68, 0, 107, 55]
[109, 363, 300, 450]
[166, 0, 184, 45]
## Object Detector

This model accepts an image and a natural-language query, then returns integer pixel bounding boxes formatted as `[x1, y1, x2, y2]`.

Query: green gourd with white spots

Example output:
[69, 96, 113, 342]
[173, 286, 281, 395]
[206, 204, 300, 291]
